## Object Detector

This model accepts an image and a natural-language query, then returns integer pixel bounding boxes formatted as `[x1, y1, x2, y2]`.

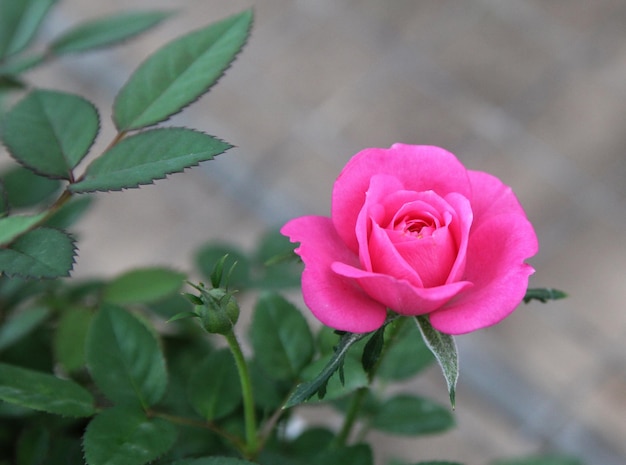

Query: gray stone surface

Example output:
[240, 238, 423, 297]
[9, 1, 626, 464]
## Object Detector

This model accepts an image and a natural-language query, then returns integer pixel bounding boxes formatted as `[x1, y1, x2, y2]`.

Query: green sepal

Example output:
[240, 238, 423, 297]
[361, 326, 385, 378]
[283, 331, 367, 408]
[376, 318, 435, 381]
[415, 316, 458, 409]
[113, 9, 253, 131]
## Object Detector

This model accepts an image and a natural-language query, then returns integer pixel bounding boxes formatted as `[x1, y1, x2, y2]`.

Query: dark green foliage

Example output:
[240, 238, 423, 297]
[86, 305, 167, 409]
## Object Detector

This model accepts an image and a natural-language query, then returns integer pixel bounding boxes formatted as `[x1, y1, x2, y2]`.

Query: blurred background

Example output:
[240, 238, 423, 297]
[17, 0, 626, 463]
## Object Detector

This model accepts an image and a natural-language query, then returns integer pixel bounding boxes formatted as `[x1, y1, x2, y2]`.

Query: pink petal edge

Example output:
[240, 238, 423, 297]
[281, 216, 387, 333]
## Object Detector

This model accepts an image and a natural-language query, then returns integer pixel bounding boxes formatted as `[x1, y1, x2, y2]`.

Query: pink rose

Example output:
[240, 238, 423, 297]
[281, 144, 538, 335]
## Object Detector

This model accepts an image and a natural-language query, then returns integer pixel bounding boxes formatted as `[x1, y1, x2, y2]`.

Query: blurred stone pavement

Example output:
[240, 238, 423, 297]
[15, 1, 626, 464]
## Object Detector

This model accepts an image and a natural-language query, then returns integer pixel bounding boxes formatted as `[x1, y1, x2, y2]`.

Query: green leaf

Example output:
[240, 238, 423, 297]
[0, 73, 24, 89]
[0, 362, 95, 417]
[523, 288, 567, 304]
[50, 11, 171, 54]
[371, 394, 454, 435]
[249, 292, 314, 381]
[415, 316, 458, 408]
[16, 425, 50, 465]
[43, 195, 93, 229]
[187, 349, 241, 421]
[0, 227, 76, 278]
[284, 331, 367, 408]
[103, 267, 185, 305]
[168, 458, 258, 465]
[53, 307, 93, 373]
[249, 360, 290, 411]
[86, 304, 167, 408]
[0, 52, 45, 75]
[70, 128, 231, 193]
[300, 354, 368, 402]
[1, 90, 99, 179]
[310, 444, 373, 465]
[83, 406, 177, 465]
[377, 318, 434, 381]
[253, 229, 302, 289]
[113, 9, 253, 131]
[0, 165, 61, 209]
[0, 212, 46, 245]
[361, 326, 385, 376]
[393, 462, 463, 465]
[490, 455, 583, 465]
[0, 305, 50, 351]
[290, 427, 335, 457]
[0, 0, 56, 59]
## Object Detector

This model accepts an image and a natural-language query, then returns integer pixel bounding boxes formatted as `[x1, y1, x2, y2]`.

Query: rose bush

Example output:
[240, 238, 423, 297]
[281, 144, 538, 334]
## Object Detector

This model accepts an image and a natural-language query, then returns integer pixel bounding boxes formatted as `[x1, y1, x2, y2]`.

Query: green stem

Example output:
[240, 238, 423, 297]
[334, 387, 368, 447]
[333, 315, 407, 447]
[225, 329, 258, 458]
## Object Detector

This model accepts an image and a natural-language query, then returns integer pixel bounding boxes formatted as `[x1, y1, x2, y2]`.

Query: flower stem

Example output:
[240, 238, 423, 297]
[333, 316, 407, 447]
[224, 329, 258, 458]
[334, 386, 368, 447]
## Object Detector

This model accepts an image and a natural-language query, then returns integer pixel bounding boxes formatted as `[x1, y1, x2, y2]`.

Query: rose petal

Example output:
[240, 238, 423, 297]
[332, 261, 472, 316]
[468, 170, 527, 228]
[333, 145, 472, 253]
[355, 174, 406, 272]
[368, 222, 424, 287]
[281, 216, 387, 332]
[442, 192, 473, 283]
[429, 212, 538, 334]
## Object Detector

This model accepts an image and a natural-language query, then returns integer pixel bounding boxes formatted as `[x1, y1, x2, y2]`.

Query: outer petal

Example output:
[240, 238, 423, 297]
[281, 216, 387, 333]
[333, 144, 472, 252]
[429, 212, 538, 334]
[468, 170, 528, 229]
[332, 262, 472, 316]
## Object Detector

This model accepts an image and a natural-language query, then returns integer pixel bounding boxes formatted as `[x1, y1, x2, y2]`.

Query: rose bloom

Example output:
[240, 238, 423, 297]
[281, 144, 538, 335]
